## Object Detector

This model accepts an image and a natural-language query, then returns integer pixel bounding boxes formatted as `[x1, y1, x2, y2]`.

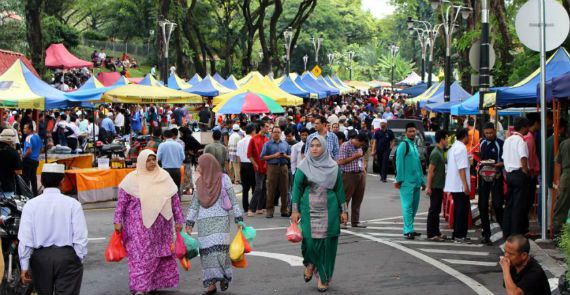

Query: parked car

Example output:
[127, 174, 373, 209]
[387, 119, 427, 174]
[424, 131, 437, 158]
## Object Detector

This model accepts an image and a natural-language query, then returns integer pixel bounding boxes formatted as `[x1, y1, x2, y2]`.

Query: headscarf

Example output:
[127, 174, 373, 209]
[119, 149, 178, 228]
[195, 153, 223, 208]
[297, 135, 339, 189]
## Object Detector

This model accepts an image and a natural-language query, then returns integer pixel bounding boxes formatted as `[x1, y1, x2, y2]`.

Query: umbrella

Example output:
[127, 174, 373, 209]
[214, 91, 285, 114]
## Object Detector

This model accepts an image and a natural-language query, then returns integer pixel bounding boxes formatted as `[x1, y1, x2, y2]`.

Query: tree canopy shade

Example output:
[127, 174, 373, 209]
[44, 43, 93, 69]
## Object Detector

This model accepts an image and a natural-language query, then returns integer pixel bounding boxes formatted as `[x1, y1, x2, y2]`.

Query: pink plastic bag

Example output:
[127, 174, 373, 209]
[175, 232, 186, 259]
[286, 221, 302, 243]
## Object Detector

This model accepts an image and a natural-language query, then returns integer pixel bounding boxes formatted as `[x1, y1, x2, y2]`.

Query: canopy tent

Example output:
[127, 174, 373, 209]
[45, 43, 93, 69]
[424, 81, 471, 106]
[64, 76, 112, 103]
[213, 73, 226, 84]
[497, 48, 570, 106]
[541, 71, 570, 101]
[221, 75, 239, 90]
[424, 101, 462, 113]
[399, 82, 428, 98]
[238, 71, 264, 86]
[325, 76, 354, 94]
[397, 71, 421, 86]
[300, 75, 333, 97]
[0, 60, 68, 109]
[138, 74, 164, 87]
[407, 82, 443, 105]
[97, 72, 123, 86]
[278, 75, 313, 99]
[332, 75, 353, 90]
[0, 49, 39, 77]
[184, 75, 233, 97]
[167, 73, 191, 90]
[214, 76, 303, 106]
[344, 80, 371, 91]
[369, 81, 391, 88]
[295, 77, 327, 99]
[103, 84, 202, 104]
[316, 76, 340, 95]
[451, 92, 497, 116]
[188, 73, 202, 85]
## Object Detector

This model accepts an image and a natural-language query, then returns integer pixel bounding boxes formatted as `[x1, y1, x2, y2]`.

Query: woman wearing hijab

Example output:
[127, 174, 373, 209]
[114, 150, 185, 295]
[291, 136, 348, 293]
[186, 154, 243, 295]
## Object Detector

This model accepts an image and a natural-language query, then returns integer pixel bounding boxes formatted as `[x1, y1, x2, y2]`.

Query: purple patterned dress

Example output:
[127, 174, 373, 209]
[114, 189, 184, 293]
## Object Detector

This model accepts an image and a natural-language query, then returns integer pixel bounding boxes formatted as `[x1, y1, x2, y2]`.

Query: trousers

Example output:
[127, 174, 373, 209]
[478, 177, 505, 239]
[342, 172, 366, 225]
[553, 173, 570, 234]
[266, 164, 289, 216]
[240, 163, 256, 212]
[376, 148, 390, 181]
[503, 170, 528, 239]
[427, 188, 443, 238]
[22, 158, 39, 197]
[451, 192, 470, 239]
[164, 168, 181, 196]
[250, 172, 266, 212]
[230, 161, 241, 183]
[400, 183, 420, 234]
[31, 246, 83, 295]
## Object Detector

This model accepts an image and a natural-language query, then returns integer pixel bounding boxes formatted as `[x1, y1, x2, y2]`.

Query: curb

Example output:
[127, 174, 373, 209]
[531, 240, 567, 279]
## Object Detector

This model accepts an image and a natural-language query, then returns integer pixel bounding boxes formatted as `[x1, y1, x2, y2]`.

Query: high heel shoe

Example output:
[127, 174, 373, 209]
[303, 265, 314, 282]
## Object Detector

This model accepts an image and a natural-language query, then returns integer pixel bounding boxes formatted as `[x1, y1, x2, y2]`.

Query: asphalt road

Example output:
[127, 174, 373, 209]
[79, 173, 520, 295]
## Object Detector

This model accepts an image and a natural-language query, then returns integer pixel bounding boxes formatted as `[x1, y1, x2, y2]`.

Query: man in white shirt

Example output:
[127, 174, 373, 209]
[291, 127, 309, 174]
[237, 124, 255, 216]
[371, 114, 382, 131]
[228, 124, 243, 184]
[87, 116, 99, 141]
[114, 109, 125, 135]
[502, 117, 530, 239]
[444, 128, 471, 242]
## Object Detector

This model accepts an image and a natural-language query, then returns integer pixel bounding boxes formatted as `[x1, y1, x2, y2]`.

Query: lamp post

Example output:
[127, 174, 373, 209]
[431, 0, 472, 130]
[478, 0, 491, 114]
[347, 51, 355, 80]
[407, 18, 442, 88]
[147, 30, 154, 56]
[311, 34, 324, 66]
[303, 55, 308, 72]
[158, 18, 177, 86]
[283, 27, 293, 75]
[389, 44, 399, 93]
[327, 53, 335, 75]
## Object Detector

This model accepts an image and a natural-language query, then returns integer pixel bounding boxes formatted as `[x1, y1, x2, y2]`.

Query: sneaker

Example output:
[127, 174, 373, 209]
[454, 237, 472, 244]
[351, 224, 367, 228]
[404, 233, 415, 240]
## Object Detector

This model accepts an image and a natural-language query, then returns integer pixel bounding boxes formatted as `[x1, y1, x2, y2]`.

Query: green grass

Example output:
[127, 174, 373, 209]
[72, 45, 151, 78]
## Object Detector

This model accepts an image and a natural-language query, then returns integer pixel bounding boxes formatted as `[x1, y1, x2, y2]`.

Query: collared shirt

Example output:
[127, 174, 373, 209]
[115, 113, 125, 128]
[157, 139, 185, 169]
[444, 141, 471, 193]
[101, 118, 116, 135]
[260, 139, 291, 165]
[373, 128, 394, 152]
[236, 135, 252, 163]
[503, 132, 528, 173]
[338, 141, 363, 173]
[248, 134, 269, 174]
[429, 146, 446, 189]
[290, 141, 304, 174]
[305, 131, 340, 159]
[382, 112, 394, 120]
[18, 188, 88, 270]
[228, 132, 242, 162]
[24, 133, 42, 161]
[524, 131, 540, 175]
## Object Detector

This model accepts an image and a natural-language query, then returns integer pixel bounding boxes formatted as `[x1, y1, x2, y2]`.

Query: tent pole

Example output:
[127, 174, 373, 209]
[538, 0, 548, 241]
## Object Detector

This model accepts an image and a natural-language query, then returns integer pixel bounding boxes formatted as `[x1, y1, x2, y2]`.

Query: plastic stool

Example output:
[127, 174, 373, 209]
[470, 175, 477, 200]
[447, 199, 474, 229]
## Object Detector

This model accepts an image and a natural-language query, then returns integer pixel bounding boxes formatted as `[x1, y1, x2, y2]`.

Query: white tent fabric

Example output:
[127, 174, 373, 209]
[397, 72, 421, 86]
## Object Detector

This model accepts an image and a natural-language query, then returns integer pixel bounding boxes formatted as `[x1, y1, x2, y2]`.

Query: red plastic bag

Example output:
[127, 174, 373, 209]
[105, 231, 127, 262]
[179, 257, 191, 271]
[175, 232, 186, 259]
[286, 221, 302, 243]
[241, 230, 252, 253]
[231, 255, 248, 268]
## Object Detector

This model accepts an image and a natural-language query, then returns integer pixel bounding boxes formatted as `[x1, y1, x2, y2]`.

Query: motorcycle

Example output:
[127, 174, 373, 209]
[0, 194, 33, 295]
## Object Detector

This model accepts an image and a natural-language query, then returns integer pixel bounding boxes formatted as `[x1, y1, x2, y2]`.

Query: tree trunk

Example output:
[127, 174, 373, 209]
[258, 0, 271, 75]
[240, 0, 256, 75]
[490, 0, 513, 86]
[25, 0, 44, 74]
[268, 0, 283, 75]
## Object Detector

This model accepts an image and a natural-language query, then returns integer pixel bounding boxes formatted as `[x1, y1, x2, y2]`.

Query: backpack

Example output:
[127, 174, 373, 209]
[394, 140, 410, 176]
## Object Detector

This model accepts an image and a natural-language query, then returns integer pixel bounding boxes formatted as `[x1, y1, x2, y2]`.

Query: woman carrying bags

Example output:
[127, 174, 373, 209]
[290, 136, 348, 293]
[186, 154, 244, 295]
[114, 150, 185, 295]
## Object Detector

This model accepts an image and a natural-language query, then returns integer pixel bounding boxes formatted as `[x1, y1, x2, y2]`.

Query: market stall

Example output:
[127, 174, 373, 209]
[37, 154, 94, 174]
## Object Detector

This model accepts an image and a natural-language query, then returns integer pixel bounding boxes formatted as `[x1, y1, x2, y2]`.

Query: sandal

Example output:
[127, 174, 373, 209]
[304, 265, 314, 282]
[220, 280, 229, 291]
[317, 278, 328, 292]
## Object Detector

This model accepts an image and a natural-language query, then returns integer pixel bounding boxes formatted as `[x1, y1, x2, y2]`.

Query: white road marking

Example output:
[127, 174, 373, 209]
[395, 240, 484, 248]
[419, 248, 490, 256]
[88, 237, 106, 241]
[253, 227, 287, 232]
[367, 220, 446, 225]
[343, 230, 494, 295]
[248, 251, 304, 267]
[364, 212, 428, 223]
[365, 226, 476, 233]
[442, 259, 497, 267]
[549, 278, 559, 291]
[368, 232, 406, 237]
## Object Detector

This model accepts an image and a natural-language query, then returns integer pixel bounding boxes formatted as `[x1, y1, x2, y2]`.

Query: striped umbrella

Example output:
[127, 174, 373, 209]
[214, 91, 284, 114]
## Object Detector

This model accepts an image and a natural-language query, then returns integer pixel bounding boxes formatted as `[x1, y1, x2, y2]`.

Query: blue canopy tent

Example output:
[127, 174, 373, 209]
[425, 101, 463, 113]
[300, 75, 331, 97]
[64, 76, 114, 104]
[399, 82, 428, 98]
[295, 77, 326, 99]
[188, 73, 202, 85]
[540, 71, 570, 101]
[213, 73, 225, 84]
[167, 73, 191, 90]
[184, 75, 232, 97]
[421, 81, 470, 108]
[316, 76, 340, 95]
[138, 74, 164, 87]
[497, 48, 570, 106]
[279, 75, 311, 99]
[221, 75, 239, 90]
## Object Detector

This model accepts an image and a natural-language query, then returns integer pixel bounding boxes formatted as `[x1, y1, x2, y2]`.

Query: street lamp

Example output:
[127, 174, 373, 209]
[283, 27, 293, 74]
[431, 0, 472, 130]
[311, 34, 324, 65]
[406, 17, 442, 87]
[347, 51, 355, 81]
[303, 55, 308, 72]
[389, 44, 399, 93]
[158, 18, 176, 86]
[327, 53, 335, 75]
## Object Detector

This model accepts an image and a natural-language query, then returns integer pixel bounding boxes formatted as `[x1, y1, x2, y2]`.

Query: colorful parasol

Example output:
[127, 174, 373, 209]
[214, 91, 285, 114]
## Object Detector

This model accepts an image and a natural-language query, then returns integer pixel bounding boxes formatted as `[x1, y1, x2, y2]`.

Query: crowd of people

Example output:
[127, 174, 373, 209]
[0, 87, 565, 294]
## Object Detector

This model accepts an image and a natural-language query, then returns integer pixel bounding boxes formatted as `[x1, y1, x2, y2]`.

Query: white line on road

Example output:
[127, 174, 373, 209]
[394, 240, 484, 248]
[248, 251, 304, 267]
[88, 237, 106, 241]
[419, 248, 490, 256]
[365, 226, 476, 234]
[442, 259, 497, 267]
[368, 232, 405, 237]
[343, 230, 494, 295]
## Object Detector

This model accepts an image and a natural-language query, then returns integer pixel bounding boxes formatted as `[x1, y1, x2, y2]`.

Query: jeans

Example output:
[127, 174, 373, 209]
[250, 172, 266, 212]
[427, 188, 443, 238]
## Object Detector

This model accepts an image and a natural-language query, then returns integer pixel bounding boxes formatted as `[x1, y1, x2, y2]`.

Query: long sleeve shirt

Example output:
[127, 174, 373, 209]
[157, 139, 185, 169]
[395, 138, 425, 187]
[305, 131, 340, 160]
[101, 118, 116, 135]
[18, 188, 88, 270]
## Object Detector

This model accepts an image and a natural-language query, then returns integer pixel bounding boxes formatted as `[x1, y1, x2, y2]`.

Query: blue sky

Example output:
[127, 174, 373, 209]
[361, 0, 395, 19]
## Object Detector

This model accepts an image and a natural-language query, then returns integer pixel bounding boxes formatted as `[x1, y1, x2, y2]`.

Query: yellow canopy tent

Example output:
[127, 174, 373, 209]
[214, 76, 303, 106]
[103, 84, 202, 104]
[238, 71, 264, 86]
[406, 82, 443, 105]
[344, 81, 370, 91]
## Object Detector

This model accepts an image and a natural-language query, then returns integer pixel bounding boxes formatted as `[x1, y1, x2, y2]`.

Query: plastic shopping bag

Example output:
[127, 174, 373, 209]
[286, 221, 302, 243]
[180, 231, 200, 260]
[231, 254, 248, 268]
[239, 222, 256, 246]
[179, 257, 191, 271]
[241, 230, 252, 254]
[175, 232, 187, 259]
[229, 231, 245, 262]
[105, 231, 127, 262]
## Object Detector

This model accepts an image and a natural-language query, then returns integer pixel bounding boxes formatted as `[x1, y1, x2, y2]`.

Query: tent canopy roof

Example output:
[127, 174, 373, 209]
[168, 73, 191, 90]
[397, 71, 421, 86]
[279, 75, 312, 99]
[103, 84, 201, 104]
[45, 43, 93, 69]
[214, 76, 303, 107]
[0, 49, 39, 77]
[184, 75, 233, 97]
[221, 75, 239, 90]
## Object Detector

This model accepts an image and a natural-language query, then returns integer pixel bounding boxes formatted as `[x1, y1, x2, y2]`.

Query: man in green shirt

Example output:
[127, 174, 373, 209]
[426, 130, 448, 241]
[553, 128, 570, 235]
[395, 122, 426, 240]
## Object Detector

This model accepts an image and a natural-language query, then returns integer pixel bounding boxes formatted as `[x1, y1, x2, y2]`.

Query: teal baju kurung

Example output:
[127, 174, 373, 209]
[395, 137, 425, 234]
[291, 168, 346, 284]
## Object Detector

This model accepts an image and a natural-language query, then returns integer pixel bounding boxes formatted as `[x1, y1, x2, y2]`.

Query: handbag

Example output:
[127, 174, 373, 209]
[220, 176, 232, 211]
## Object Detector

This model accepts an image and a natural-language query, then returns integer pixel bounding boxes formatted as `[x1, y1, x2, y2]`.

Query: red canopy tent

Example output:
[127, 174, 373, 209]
[0, 49, 39, 77]
[45, 43, 93, 69]
[97, 72, 121, 86]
